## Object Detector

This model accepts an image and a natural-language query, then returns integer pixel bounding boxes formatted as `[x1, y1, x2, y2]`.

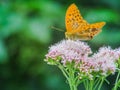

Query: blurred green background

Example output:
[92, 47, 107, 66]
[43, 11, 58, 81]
[0, 0, 120, 90]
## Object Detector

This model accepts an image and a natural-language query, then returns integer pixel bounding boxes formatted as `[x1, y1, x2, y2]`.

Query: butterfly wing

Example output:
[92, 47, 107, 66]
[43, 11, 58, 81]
[65, 22, 106, 40]
[76, 22, 106, 40]
[65, 3, 106, 40]
[65, 3, 89, 32]
[88, 22, 106, 38]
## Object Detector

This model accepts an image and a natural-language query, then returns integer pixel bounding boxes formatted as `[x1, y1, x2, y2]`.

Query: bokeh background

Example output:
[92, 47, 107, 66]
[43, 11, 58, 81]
[0, 0, 120, 90]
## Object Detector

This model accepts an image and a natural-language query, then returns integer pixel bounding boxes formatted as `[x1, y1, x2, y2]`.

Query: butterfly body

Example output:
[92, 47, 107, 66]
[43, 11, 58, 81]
[65, 3, 106, 40]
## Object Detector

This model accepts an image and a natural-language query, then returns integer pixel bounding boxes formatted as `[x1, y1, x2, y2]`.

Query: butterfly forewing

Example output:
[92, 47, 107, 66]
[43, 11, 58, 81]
[65, 3, 89, 32]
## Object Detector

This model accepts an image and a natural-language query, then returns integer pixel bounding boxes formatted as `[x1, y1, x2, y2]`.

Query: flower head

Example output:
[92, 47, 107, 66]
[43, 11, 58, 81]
[91, 47, 118, 76]
[45, 40, 92, 66]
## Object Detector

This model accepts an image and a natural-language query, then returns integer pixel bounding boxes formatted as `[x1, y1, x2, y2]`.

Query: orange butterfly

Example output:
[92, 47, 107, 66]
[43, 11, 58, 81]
[65, 3, 106, 40]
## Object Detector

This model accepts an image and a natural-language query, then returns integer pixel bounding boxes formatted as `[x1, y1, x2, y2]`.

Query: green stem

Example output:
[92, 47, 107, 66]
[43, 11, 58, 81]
[58, 64, 73, 90]
[68, 64, 78, 90]
[73, 84, 77, 90]
[58, 63, 78, 90]
[113, 70, 120, 90]
[76, 78, 85, 86]
[83, 80, 87, 90]
[58, 63, 69, 81]
[90, 80, 94, 90]
[84, 79, 94, 90]
[98, 77, 104, 90]
[84, 80, 89, 90]
[94, 79, 101, 90]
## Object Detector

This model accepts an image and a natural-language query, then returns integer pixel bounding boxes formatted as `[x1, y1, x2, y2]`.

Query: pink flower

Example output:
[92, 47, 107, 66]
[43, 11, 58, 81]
[77, 59, 95, 80]
[115, 47, 120, 58]
[91, 47, 118, 75]
[45, 40, 92, 66]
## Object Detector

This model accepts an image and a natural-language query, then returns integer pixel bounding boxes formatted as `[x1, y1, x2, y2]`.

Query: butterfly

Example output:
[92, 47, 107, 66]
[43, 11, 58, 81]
[65, 3, 106, 40]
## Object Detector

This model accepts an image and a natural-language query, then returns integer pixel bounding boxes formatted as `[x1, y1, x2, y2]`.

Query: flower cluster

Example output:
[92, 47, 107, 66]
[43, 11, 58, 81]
[45, 40, 92, 66]
[91, 47, 119, 76]
[45, 40, 120, 90]
[45, 40, 120, 79]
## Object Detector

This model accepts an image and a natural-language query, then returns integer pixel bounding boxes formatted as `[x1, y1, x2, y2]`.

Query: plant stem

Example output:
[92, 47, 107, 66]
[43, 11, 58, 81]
[98, 77, 104, 90]
[68, 64, 78, 90]
[84, 80, 89, 90]
[94, 79, 101, 90]
[58, 63, 78, 90]
[90, 80, 94, 90]
[58, 63, 69, 81]
[113, 70, 120, 90]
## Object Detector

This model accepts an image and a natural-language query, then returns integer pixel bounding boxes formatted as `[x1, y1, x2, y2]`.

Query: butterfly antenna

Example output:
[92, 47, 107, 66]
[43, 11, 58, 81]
[51, 26, 64, 32]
